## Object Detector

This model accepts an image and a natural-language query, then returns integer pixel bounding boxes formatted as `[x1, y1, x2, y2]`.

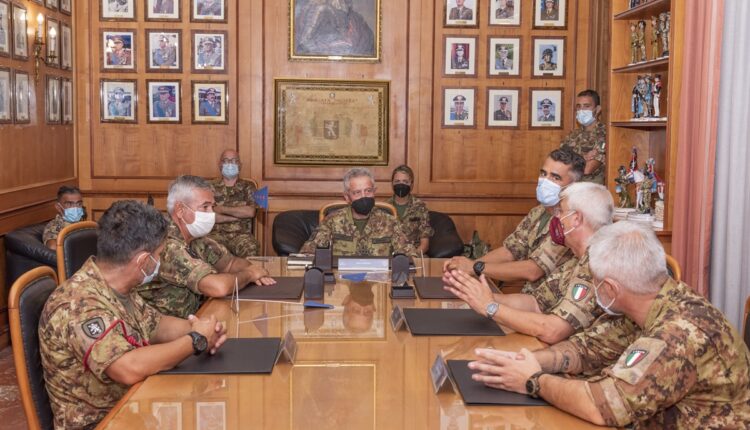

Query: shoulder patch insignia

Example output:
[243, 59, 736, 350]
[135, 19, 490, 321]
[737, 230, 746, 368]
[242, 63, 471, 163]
[571, 283, 589, 301]
[82, 317, 106, 339]
[624, 349, 648, 368]
[611, 337, 666, 385]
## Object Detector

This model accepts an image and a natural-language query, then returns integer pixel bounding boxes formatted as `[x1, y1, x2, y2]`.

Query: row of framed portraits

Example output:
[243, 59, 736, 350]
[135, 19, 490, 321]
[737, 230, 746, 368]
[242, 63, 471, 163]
[99, 0, 226, 22]
[101, 29, 226, 73]
[0, 68, 72, 124]
[444, 35, 565, 78]
[0, 2, 73, 69]
[19, 0, 71, 15]
[99, 79, 228, 124]
[442, 0, 567, 29]
[442, 87, 564, 129]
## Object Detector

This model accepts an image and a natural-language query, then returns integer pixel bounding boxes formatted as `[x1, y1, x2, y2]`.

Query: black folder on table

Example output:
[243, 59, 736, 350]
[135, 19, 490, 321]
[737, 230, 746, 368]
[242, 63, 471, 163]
[414, 277, 500, 299]
[160, 338, 281, 375]
[448, 360, 548, 406]
[236, 277, 304, 300]
[402, 308, 505, 336]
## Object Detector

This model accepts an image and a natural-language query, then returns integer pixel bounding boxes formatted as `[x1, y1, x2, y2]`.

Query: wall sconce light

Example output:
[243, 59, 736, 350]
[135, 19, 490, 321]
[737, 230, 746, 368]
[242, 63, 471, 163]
[33, 13, 56, 84]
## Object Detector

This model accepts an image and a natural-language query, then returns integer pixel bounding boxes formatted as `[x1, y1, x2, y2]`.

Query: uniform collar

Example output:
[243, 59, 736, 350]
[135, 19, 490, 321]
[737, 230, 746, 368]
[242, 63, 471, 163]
[642, 277, 680, 330]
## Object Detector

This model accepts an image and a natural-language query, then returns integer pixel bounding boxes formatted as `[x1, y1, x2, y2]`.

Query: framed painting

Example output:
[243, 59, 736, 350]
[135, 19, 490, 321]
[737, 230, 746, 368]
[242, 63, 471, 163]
[444, 0, 478, 28]
[487, 36, 520, 77]
[442, 87, 476, 128]
[530, 87, 563, 129]
[146, 29, 181, 72]
[146, 0, 180, 21]
[191, 0, 226, 23]
[191, 31, 226, 73]
[532, 36, 565, 78]
[533, 0, 567, 29]
[101, 79, 137, 123]
[147, 79, 180, 123]
[486, 87, 520, 128]
[191, 80, 227, 124]
[443, 36, 476, 77]
[102, 29, 136, 72]
[101, 0, 136, 20]
[489, 0, 520, 26]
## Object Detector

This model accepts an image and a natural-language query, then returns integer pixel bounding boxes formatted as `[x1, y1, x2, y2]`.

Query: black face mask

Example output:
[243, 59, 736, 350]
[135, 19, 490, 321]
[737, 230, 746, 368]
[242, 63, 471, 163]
[351, 197, 375, 216]
[393, 184, 411, 198]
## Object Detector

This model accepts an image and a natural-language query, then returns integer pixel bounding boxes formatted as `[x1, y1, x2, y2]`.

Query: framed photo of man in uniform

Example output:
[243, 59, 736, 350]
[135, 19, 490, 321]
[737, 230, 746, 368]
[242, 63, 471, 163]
[191, 80, 227, 124]
[444, 0, 478, 28]
[46, 75, 61, 124]
[0, 67, 11, 124]
[146, 0, 180, 21]
[442, 87, 476, 128]
[530, 87, 563, 129]
[100, 79, 137, 123]
[100, 0, 136, 21]
[13, 70, 30, 124]
[61, 23, 72, 69]
[443, 36, 476, 77]
[147, 79, 180, 123]
[192, 31, 226, 73]
[532, 36, 564, 78]
[146, 30, 181, 72]
[102, 30, 136, 71]
[191, 0, 226, 23]
[533, 0, 566, 29]
[0, 1, 11, 57]
[489, 0, 520, 26]
[61, 78, 73, 124]
[488, 37, 520, 77]
[12, 3, 29, 60]
[486, 88, 519, 128]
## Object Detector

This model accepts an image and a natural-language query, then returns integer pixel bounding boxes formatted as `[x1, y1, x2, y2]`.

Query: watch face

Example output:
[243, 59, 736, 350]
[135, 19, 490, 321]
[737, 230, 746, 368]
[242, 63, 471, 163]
[526, 378, 535, 395]
[196, 336, 208, 351]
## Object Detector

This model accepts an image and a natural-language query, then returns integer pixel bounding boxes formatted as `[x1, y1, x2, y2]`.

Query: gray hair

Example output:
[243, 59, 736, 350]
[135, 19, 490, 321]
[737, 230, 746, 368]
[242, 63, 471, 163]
[560, 182, 614, 231]
[166, 175, 212, 214]
[342, 167, 375, 193]
[588, 221, 668, 294]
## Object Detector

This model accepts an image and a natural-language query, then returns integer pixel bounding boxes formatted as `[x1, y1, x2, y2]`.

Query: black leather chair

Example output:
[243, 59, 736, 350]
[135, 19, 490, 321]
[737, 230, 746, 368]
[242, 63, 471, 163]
[272, 210, 319, 256]
[56, 221, 98, 283]
[427, 211, 464, 258]
[9, 266, 57, 430]
[4, 222, 57, 289]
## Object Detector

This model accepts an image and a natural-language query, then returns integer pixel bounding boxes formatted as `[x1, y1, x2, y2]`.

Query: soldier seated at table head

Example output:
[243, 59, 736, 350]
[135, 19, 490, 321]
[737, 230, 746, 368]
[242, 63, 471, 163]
[44, 185, 87, 250]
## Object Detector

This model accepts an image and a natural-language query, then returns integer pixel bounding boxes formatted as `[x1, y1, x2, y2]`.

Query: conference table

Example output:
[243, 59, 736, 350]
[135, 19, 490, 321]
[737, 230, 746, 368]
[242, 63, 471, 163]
[98, 258, 607, 429]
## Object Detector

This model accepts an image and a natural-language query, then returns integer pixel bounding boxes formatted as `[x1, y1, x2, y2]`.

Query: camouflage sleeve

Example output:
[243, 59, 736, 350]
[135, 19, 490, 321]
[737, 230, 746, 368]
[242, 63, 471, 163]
[587, 332, 698, 428]
[594, 128, 607, 164]
[529, 236, 572, 275]
[133, 294, 163, 340]
[245, 181, 257, 208]
[391, 220, 419, 258]
[299, 218, 333, 254]
[503, 211, 536, 261]
[547, 257, 602, 331]
[42, 218, 63, 244]
[527, 262, 572, 313]
[159, 241, 218, 294]
[415, 202, 434, 239]
[191, 236, 230, 266]
[563, 315, 637, 374]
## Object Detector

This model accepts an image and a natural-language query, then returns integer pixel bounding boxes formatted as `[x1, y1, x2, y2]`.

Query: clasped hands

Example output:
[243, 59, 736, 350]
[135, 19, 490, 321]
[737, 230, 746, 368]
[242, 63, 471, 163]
[469, 348, 542, 394]
[188, 314, 227, 355]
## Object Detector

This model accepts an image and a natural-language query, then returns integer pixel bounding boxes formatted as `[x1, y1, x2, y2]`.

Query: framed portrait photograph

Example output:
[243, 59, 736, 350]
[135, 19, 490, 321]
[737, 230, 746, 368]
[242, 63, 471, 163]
[60, 0, 72, 15]
[442, 87, 476, 128]
[46, 0, 59, 11]
[192, 80, 227, 124]
[191, 0, 226, 23]
[444, 0, 478, 28]
[13, 70, 30, 123]
[192, 31, 226, 73]
[101, 79, 137, 123]
[102, 30, 136, 72]
[486, 87, 519, 128]
[61, 23, 72, 70]
[530, 87, 563, 128]
[489, 0, 519, 26]
[290, 0, 381, 62]
[196, 402, 225, 430]
[11, 3, 28, 60]
[46, 17, 60, 68]
[101, 0, 136, 21]
[532, 36, 565, 78]
[147, 80, 180, 123]
[0, 1, 10, 57]
[46, 75, 61, 124]
[533, 0, 567, 29]
[488, 37, 520, 77]
[146, 0, 180, 21]
[61, 78, 72, 124]
[146, 30, 181, 72]
[151, 402, 182, 430]
[0, 67, 10, 123]
[443, 36, 476, 77]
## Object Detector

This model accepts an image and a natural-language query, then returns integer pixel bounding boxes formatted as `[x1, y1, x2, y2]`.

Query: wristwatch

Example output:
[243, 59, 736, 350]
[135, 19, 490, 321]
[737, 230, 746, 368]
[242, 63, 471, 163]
[473, 261, 486, 277]
[485, 302, 499, 319]
[525, 371, 545, 398]
[188, 331, 208, 356]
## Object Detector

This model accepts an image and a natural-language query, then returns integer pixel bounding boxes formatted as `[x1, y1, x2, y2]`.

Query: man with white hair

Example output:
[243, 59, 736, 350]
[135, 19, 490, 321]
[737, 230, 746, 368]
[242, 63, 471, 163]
[299, 167, 417, 257]
[465, 221, 750, 428]
[138, 175, 275, 318]
[444, 182, 613, 344]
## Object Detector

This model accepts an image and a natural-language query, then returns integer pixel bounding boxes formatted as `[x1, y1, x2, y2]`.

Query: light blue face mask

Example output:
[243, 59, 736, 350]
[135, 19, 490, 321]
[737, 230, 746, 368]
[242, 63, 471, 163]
[536, 178, 562, 207]
[222, 163, 239, 179]
[63, 207, 85, 223]
[576, 109, 596, 126]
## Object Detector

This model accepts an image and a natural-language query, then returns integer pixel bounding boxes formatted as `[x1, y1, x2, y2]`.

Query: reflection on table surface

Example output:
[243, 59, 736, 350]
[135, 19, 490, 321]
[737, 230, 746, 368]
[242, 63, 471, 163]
[99, 258, 608, 430]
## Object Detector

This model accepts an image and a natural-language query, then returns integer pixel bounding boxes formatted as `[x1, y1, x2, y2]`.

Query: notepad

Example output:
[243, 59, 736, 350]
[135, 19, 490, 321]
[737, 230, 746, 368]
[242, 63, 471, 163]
[447, 360, 548, 406]
[236, 277, 304, 300]
[160, 338, 281, 374]
[402, 308, 505, 336]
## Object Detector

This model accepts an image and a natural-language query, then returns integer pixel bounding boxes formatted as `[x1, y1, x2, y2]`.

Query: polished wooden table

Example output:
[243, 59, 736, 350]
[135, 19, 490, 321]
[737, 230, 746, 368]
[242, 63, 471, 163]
[98, 258, 606, 429]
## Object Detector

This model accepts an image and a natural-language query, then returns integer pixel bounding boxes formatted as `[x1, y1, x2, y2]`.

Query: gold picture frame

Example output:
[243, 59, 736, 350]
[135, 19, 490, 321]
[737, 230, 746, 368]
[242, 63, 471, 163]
[274, 78, 389, 166]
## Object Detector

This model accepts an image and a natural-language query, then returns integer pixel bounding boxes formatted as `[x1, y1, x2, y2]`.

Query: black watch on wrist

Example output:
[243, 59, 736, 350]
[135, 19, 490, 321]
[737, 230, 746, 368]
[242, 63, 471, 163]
[473, 261, 485, 277]
[188, 331, 208, 356]
[525, 371, 545, 398]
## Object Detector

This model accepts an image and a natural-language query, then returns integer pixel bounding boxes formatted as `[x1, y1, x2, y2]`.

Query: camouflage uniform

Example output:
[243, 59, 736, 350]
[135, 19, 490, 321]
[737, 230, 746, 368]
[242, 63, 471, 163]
[502, 205, 574, 293]
[42, 214, 77, 244]
[386, 195, 434, 248]
[208, 178, 260, 257]
[561, 278, 750, 428]
[137, 222, 230, 318]
[39, 257, 162, 429]
[560, 122, 607, 184]
[299, 206, 418, 257]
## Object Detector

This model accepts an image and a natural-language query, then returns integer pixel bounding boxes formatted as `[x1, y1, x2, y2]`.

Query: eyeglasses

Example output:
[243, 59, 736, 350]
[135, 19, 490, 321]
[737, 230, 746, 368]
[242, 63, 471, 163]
[220, 158, 239, 164]
[348, 187, 376, 198]
[61, 201, 84, 209]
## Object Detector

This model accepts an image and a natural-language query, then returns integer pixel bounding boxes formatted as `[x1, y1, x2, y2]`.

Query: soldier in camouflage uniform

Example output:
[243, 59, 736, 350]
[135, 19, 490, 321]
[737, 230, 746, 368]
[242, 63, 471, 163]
[137, 175, 274, 318]
[43, 185, 87, 249]
[299, 167, 418, 257]
[445, 183, 612, 344]
[386, 165, 434, 254]
[208, 149, 260, 257]
[444, 148, 584, 293]
[467, 222, 750, 429]
[39, 200, 227, 429]
[560, 89, 606, 184]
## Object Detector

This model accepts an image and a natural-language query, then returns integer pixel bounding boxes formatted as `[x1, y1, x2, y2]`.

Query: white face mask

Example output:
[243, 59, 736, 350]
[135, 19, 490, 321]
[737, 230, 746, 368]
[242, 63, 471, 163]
[576, 109, 596, 126]
[184, 206, 216, 238]
[594, 281, 623, 316]
[140, 254, 160, 285]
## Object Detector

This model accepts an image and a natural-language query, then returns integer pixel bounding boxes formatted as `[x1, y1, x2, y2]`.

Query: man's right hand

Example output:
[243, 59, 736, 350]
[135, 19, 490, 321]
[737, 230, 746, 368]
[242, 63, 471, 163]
[443, 256, 476, 274]
[188, 314, 227, 355]
[245, 266, 276, 286]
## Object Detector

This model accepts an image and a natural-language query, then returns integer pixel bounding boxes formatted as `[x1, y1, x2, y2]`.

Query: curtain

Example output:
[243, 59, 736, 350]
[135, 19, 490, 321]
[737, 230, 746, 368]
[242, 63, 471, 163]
[710, 0, 750, 331]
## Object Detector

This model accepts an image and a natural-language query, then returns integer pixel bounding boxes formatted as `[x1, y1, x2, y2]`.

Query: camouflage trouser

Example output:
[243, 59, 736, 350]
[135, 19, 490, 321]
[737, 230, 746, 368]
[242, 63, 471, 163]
[208, 232, 260, 257]
[136, 284, 202, 319]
